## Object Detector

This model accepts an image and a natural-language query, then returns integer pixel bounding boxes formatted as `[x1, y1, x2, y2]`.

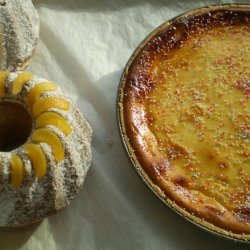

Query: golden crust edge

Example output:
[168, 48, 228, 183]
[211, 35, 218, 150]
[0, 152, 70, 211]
[119, 95, 250, 241]
[117, 3, 250, 242]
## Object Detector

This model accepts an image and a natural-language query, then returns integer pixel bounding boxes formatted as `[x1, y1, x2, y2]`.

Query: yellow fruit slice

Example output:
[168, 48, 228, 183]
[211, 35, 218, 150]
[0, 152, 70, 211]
[10, 154, 24, 188]
[32, 128, 64, 162]
[24, 143, 47, 179]
[36, 112, 72, 135]
[26, 82, 57, 107]
[32, 97, 70, 118]
[0, 71, 8, 97]
[12, 72, 33, 94]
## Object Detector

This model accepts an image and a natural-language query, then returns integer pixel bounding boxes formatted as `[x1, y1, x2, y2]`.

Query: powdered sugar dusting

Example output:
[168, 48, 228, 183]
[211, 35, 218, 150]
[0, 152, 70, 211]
[0, 0, 39, 71]
[0, 72, 92, 227]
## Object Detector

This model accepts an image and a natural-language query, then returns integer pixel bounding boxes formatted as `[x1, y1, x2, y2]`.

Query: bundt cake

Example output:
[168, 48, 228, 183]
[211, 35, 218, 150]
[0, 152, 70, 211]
[0, 71, 92, 227]
[0, 0, 39, 71]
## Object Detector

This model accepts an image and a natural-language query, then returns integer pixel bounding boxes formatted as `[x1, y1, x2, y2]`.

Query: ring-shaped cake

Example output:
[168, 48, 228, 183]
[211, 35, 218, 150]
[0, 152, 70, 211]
[0, 0, 39, 71]
[0, 71, 92, 227]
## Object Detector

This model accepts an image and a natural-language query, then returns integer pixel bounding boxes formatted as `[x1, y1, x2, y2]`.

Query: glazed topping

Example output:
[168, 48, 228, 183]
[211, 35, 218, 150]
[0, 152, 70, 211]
[26, 82, 57, 107]
[12, 72, 33, 94]
[24, 143, 47, 179]
[36, 112, 72, 135]
[32, 97, 70, 117]
[124, 8, 250, 234]
[10, 154, 24, 188]
[32, 128, 65, 162]
[0, 71, 8, 97]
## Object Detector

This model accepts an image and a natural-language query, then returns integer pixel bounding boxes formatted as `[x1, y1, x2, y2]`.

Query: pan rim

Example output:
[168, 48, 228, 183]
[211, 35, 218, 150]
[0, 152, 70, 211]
[116, 3, 250, 244]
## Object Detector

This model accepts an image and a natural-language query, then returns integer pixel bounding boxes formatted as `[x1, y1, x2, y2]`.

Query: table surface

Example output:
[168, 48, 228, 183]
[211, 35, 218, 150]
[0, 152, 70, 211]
[0, 0, 249, 249]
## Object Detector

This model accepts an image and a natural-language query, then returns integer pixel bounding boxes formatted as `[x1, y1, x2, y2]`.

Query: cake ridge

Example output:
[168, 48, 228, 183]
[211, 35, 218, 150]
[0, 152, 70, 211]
[0, 71, 92, 227]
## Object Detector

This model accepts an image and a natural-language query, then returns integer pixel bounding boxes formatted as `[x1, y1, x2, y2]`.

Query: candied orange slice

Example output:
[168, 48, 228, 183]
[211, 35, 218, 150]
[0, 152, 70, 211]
[12, 72, 33, 94]
[10, 154, 24, 188]
[36, 112, 72, 135]
[26, 82, 57, 107]
[24, 143, 47, 179]
[32, 128, 64, 162]
[0, 71, 8, 97]
[32, 97, 70, 118]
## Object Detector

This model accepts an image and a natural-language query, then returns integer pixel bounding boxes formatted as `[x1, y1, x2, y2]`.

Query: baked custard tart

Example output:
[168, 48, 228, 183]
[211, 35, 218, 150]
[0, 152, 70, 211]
[118, 4, 250, 242]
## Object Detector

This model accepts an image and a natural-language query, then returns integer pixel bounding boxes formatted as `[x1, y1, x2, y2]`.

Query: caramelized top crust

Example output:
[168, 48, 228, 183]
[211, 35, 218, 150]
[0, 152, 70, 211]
[121, 6, 250, 237]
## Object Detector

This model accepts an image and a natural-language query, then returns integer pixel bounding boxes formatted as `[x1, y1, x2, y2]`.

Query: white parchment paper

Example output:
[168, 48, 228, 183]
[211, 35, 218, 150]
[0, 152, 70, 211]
[0, 0, 249, 249]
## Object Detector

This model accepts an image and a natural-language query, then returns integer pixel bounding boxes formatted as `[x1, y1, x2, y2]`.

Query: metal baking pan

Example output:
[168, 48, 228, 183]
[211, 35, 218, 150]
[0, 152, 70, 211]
[117, 3, 250, 244]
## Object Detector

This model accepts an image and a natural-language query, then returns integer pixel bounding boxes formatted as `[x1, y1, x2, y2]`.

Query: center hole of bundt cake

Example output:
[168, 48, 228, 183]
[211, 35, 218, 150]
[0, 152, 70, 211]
[0, 101, 32, 152]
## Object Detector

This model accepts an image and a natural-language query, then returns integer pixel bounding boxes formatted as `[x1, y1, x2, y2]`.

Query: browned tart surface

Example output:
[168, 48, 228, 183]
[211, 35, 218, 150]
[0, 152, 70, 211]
[121, 5, 250, 238]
